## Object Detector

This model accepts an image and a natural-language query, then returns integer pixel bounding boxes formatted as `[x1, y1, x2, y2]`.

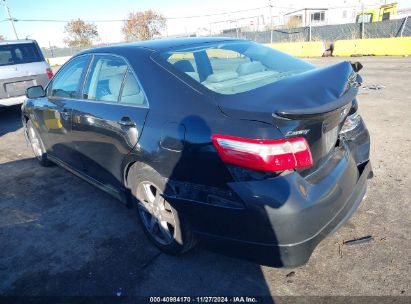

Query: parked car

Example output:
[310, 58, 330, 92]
[22, 38, 372, 267]
[0, 39, 52, 108]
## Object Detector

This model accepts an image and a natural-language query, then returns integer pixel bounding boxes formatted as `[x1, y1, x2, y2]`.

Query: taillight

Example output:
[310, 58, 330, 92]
[211, 134, 313, 172]
[46, 68, 53, 79]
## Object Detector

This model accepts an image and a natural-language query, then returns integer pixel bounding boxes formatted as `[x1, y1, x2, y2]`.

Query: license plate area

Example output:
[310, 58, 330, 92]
[5, 80, 35, 93]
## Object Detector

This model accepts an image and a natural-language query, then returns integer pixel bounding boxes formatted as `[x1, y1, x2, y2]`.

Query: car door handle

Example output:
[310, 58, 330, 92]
[118, 117, 136, 127]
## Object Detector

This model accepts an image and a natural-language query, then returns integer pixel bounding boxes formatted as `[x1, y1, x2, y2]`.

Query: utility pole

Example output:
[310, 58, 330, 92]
[309, 14, 312, 42]
[269, 0, 273, 44]
[48, 41, 54, 58]
[361, 2, 365, 39]
[2, 0, 18, 39]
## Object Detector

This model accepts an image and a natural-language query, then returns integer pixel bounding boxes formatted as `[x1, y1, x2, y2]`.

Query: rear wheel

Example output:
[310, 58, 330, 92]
[129, 164, 195, 255]
[26, 120, 53, 167]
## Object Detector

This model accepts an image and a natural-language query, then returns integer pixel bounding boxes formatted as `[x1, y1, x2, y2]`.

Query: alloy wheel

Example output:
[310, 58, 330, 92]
[28, 126, 43, 159]
[136, 181, 176, 245]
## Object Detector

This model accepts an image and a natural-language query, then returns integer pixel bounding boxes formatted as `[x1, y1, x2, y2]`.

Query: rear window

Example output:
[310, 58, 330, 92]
[159, 41, 314, 95]
[0, 43, 43, 66]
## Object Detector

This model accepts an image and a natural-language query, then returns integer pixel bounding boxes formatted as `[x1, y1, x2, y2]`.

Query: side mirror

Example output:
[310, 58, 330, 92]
[26, 85, 45, 99]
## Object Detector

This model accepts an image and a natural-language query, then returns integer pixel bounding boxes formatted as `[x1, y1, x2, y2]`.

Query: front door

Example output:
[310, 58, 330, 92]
[39, 55, 91, 170]
[70, 54, 149, 190]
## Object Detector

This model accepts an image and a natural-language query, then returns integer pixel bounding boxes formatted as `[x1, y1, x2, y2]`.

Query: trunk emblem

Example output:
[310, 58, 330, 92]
[285, 129, 309, 137]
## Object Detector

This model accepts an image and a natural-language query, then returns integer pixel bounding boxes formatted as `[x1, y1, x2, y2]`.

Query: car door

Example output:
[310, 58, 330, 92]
[35, 55, 91, 170]
[70, 54, 149, 190]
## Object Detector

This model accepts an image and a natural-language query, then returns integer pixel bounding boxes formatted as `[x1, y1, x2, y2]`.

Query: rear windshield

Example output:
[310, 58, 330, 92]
[159, 41, 314, 95]
[0, 43, 43, 66]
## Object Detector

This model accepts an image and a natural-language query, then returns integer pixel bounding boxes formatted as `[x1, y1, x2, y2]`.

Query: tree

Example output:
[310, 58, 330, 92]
[0, 35, 4, 41]
[122, 10, 166, 41]
[64, 19, 99, 47]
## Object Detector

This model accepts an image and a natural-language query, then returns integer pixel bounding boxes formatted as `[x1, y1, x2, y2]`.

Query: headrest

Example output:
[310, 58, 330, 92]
[173, 60, 195, 72]
[237, 61, 266, 76]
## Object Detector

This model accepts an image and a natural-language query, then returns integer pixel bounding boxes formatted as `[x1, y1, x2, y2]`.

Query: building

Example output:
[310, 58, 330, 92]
[283, 4, 360, 27]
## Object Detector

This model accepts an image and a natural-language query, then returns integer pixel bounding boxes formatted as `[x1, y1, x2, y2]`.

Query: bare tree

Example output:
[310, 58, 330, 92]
[0, 35, 4, 41]
[64, 19, 99, 47]
[122, 10, 166, 41]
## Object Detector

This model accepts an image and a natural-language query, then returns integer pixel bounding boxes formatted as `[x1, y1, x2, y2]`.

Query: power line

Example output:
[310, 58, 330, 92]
[0, 5, 297, 24]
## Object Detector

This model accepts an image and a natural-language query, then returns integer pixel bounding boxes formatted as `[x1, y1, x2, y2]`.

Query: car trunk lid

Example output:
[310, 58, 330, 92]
[217, 61, 360, 174]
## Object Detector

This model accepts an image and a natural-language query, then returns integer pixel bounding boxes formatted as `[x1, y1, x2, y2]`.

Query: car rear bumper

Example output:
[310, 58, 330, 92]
[0, 95, 26, 107]
[196, 159, 371, 267]
[169, 140, 372, 267]
[166, 118, 371, 267]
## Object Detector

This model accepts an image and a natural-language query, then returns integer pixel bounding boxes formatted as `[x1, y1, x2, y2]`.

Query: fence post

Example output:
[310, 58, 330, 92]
[361, 3, 365, 39]
[309, 24, 312, 42]
[400, 16, 408, 37]
[269, 0, 273, 43]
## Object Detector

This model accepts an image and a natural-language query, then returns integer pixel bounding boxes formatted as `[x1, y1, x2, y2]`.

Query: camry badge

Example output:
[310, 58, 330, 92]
[286, 129, 310, 137]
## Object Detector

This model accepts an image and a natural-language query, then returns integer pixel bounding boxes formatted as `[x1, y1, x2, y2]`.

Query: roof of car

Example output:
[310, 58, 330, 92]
[80, 37, 244, 55]
[0, 39, 37, 45]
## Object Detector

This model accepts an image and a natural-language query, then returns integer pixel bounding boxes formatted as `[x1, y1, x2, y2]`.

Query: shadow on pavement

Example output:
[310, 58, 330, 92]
[0, 157, 275, 300]
[0, 105, 22, 136]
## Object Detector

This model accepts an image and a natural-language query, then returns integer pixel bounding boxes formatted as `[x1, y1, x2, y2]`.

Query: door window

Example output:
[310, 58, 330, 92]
[48, 56, 90, 98]
[119, 69, 147, 106]
[382, 12, 390, 21]
[83, 55, 128, 103]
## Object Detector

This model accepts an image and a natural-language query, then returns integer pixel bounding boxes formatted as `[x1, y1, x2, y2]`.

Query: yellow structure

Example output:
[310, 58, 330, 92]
[266, 42, 325, 57]
[356, 3, 397, 23]
[333, 37, 411, 56]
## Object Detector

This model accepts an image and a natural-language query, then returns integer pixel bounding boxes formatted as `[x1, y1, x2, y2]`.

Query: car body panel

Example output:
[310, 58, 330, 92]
[70, 100, 148, 190]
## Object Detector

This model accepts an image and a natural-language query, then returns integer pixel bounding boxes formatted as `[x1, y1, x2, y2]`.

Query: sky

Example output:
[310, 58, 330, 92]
[1, 0, 411, 47]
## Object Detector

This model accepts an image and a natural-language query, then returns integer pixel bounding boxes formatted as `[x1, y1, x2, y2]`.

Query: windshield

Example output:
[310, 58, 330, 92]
[159, 41, 314, 95]
[0, 43, 43, 67]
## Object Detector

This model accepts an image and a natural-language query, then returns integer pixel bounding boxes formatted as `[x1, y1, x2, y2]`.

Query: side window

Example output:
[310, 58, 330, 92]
[120, 69, 147, 106]
[83, 55, 127, 102]
[49, 56, 89, 98]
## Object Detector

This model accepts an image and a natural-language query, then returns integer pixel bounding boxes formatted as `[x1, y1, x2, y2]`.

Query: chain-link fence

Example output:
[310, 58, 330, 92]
[40, 18, 410, 58]
[41, 42, 115, 58]
[217, 17, 410, 43]
[41, 47, 84, 58]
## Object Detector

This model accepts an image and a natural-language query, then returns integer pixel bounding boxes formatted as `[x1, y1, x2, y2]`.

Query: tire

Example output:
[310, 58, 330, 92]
[26, 120, 53, 167]
[128, 163, 196, 255]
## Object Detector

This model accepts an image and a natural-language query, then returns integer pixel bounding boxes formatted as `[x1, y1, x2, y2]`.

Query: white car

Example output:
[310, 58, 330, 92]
[0, 39, 52, 107]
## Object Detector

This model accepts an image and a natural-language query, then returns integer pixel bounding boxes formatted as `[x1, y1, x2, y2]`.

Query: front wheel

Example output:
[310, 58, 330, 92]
[26, 120, 53, 167]
[129, 164, 196, 255]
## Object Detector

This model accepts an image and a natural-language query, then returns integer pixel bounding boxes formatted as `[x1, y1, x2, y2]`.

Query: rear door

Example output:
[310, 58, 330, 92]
[70, 54, 149, 190]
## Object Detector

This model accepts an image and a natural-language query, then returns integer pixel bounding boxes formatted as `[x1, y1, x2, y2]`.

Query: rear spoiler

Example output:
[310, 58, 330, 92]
[275, 86, 357, 120]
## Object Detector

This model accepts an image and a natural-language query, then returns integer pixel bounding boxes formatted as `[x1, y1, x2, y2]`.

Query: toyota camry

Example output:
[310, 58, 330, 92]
[22, 38, 372, 267]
